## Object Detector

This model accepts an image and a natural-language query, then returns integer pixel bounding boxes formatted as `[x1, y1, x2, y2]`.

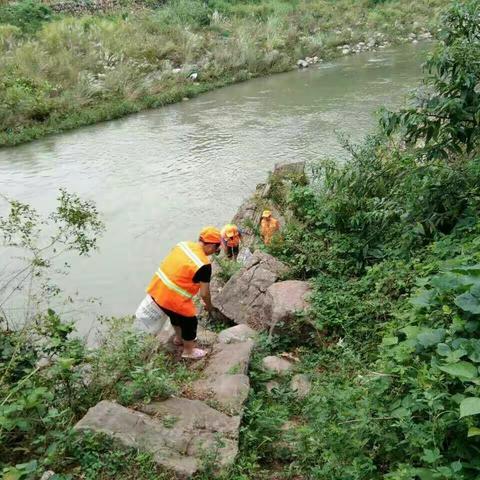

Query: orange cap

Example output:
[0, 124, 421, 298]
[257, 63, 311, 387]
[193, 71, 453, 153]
[199, 226, 221, 244]
[262, 210, 272, 218]
[224, 224, 238, 238]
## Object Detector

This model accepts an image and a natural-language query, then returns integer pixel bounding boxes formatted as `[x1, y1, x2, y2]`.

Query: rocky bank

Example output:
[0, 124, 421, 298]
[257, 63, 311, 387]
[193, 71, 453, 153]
[74, 162, 312, 478]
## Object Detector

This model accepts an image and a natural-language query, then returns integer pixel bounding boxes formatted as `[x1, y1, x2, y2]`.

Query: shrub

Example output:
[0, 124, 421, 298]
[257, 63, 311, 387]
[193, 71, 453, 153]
[381, 0, 480, 159]
[0, 0, 52, 33]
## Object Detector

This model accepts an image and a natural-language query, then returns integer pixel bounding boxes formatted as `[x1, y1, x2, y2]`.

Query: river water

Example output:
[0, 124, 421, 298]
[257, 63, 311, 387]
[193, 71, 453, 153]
[0, 43, 428, 338]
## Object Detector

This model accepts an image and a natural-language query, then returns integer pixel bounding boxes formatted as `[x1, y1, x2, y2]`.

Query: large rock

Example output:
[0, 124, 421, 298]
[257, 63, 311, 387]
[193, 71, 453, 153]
[218, 324, 257, 344]
[273, 161, 305, 176]
[263, 280, 311, 334]
[213, 251, 287, 327]
[262, 356, 294, 375]
[76, 399, 239, 479]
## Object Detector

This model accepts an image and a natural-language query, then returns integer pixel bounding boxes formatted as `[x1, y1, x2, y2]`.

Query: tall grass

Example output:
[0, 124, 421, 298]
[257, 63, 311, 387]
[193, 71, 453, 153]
[0, 0, 450, 146]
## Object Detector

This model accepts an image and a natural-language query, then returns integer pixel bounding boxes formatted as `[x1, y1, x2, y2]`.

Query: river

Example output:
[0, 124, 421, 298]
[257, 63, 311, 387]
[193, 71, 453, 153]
[0, 43, 428, 338]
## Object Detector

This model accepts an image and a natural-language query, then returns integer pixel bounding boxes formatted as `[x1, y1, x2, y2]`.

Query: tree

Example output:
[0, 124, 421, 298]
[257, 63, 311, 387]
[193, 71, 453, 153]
[381, 0, 480, 160]
[0, 189, 104, 329]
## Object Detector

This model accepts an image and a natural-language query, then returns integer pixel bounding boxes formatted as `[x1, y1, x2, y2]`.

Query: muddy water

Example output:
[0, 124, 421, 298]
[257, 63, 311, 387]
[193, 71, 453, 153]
[0, 43, 428, 337]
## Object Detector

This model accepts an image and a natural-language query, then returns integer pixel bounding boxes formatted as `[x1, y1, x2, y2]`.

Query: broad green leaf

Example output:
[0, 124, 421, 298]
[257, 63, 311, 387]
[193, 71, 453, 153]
[391, 406, 410, 418]
[411, 289, 435, 309]
[467, 339, 480, 362]
[382, 336, 398, 346]
[438, 361, 478, 380]
[2, 470, 22, 480]
[467, 427, 480, 437]
[400, 325, 421, 338]
[451, 264, 480, 276]
[436, 343, 451, 356]
[431, 272, 463, 291]
[451, 461, 462, 472]
[451, 393, 466, 405]
[15, 460, 38, 473]
[421, 448, 442, 464]
[455, 286, 480, 314]
[413, 222, 425, 236]
[58, 357, 75, 370]
[417, 329, 446, 347]
[460, 397, 480, 418]
[415, 468, 435, 480]
[445, 348, 467, 363]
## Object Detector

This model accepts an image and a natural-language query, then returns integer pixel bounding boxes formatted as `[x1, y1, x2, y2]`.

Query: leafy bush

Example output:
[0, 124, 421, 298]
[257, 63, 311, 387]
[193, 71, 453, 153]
[0, 0, 52, 33]
[154, 0, 211, 27]
[0, 195, 191, 479]
[214, 255, 242, 282]
[235, 2, 480, 479]
[0, 24, 21, 50]
[381, 0, 480, 159]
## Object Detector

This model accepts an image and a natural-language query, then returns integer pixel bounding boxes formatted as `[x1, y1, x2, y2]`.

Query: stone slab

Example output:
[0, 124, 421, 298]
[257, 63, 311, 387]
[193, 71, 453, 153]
[218, 324, 257, 344]
[203, 340, 255, 377]
[192, 374, 250, 415]
[76, 399, 239, 478]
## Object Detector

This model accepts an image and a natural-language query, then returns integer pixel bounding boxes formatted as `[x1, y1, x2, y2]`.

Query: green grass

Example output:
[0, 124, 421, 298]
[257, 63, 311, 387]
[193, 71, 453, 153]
[0, 0, 450, 147]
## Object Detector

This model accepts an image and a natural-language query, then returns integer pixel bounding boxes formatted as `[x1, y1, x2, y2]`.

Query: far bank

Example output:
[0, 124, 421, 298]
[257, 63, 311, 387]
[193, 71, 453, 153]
[0, 0, 448, 147]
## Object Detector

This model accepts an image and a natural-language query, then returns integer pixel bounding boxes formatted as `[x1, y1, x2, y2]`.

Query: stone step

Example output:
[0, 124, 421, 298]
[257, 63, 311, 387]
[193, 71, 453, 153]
[191, 373, 250, 415]
[75, 327, 257, 478]
[75, 399, 239, 479]
[187, 336, 255, 415]
[202, 339, 255, 377]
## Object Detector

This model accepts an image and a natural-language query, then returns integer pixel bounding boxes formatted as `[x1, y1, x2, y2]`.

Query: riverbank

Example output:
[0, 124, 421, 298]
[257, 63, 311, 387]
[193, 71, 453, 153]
[228, 2, 480, 478]
[2, 0, 479, 478]
[0, 0, 449, 147]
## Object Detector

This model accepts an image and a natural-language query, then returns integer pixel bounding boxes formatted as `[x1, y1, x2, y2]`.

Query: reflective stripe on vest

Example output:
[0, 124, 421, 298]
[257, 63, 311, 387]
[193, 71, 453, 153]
[146, 241, 209, 316]
[177, 241, 204, 268]
[155, 268, 193, 299]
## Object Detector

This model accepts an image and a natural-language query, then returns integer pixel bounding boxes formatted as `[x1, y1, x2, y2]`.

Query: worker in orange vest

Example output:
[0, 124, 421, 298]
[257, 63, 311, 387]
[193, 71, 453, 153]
[260, 210, 280, 245]
[221, 224, 242, 261]
[146, 226, 221, 360]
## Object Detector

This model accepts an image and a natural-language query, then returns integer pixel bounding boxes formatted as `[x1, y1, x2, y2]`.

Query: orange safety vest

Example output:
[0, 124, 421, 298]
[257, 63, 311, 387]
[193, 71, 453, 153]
[260, 217, 280, 245]
[221, 227, 241, 248]
[146, 241, 210, 317]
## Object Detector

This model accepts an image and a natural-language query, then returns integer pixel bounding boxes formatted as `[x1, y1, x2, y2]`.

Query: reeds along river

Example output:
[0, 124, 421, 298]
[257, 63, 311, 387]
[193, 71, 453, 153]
[0, 43, 429, 338]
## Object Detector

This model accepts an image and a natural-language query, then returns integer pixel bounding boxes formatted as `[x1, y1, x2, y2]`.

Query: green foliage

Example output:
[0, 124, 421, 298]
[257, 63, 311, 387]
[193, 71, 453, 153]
[214, 256, 242, 282]
[154, 0, 211, 27]
[0, 0, 52, 34]
[381, 0, 480, 159]
[272, 136, 480, 278]
[0, 189, 105, 327]
[0, 315, 192, 477]
[0, 195, 190, 478]
[234, 3, 480, 479]
[61, 431, 174, 480]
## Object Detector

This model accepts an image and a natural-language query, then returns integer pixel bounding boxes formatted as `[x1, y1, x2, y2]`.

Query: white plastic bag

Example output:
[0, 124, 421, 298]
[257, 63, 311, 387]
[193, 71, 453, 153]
[134, 295, 168, 335]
